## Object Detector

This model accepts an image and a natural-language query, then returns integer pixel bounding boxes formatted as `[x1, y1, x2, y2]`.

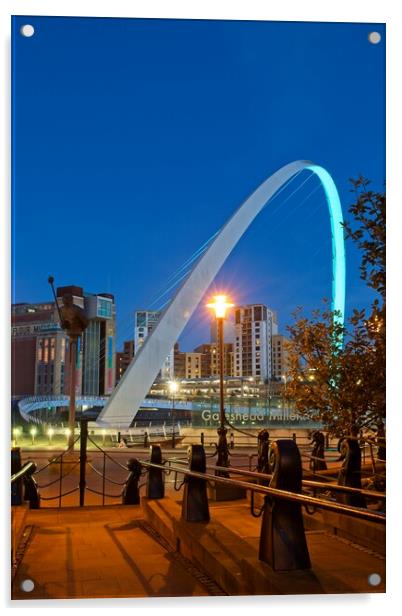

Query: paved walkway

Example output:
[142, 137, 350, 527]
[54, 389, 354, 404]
[12, 506, 215, 600]
[209, 501, 385, 594]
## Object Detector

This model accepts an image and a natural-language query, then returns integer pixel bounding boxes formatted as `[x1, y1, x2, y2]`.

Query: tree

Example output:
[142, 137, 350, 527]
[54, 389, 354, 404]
[343, 177, 385, 301]
[285, 180, 385, 436]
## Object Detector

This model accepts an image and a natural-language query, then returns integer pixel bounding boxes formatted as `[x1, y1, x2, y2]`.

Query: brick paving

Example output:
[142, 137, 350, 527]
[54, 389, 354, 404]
[12, 506, 212, 600]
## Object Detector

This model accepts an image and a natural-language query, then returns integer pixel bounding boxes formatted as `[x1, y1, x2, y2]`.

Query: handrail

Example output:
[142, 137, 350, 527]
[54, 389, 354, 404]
[139, 460, 385, 525]
[11, 461, 35, 484]
[164, 457, 385, 500]
[208, 464, 386, 500]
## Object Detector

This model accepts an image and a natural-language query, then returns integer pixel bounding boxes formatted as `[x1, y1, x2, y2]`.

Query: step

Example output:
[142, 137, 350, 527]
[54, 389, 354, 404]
[11, 503, 30, 567]
[142, 497, 385, 595]
[248, 491, 385, 555]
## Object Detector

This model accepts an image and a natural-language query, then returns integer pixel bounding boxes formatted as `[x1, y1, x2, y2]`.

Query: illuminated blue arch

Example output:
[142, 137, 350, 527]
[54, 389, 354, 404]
[306, 165, 345, 319]
[98, 160, 345, 428]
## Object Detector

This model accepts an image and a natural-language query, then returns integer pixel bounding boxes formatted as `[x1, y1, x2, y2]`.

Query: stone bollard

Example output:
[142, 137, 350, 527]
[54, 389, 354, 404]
[259, 440, 311, 571]
[200, 432, 204, 446]
[144, 431, 149, 448]
[310, 431, 327, 472]
[230, 432, 234, 449]
[182, 444, 210, 522]
[23, 463, 40, 509]
[146, 444, 165, 499]
[11, 447, 23, 506]
[337, 438, 366, 508]
[257, 429, 270, 478]
[122, 458, 142, 505]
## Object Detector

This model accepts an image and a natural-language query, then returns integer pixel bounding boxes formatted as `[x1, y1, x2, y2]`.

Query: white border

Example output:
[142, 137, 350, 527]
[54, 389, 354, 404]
[1, 1, 401, 614]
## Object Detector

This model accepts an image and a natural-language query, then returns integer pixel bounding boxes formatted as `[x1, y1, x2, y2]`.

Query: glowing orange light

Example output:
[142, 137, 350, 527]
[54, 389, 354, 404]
[168, 380, 179, 395]
[206, 295, 234, 319]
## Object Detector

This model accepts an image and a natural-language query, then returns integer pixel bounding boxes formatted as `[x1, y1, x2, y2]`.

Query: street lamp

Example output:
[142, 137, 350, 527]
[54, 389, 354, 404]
[48, 276, 88, 450]
[168, 380, 179, 449]
[47, 427, 54, 445]
[30, 426, 37, 445]
[206, 294, 234, 475]
[281, 374, 288, 419]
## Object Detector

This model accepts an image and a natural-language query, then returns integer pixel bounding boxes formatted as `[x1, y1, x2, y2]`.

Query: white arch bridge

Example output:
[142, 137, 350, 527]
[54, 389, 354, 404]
[96, 160, 345, 428]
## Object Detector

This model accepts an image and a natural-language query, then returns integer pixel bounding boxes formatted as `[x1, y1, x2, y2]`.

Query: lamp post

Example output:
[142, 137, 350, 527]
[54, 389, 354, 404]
[206, 295, 234, 475]
[48, 276, 88, 449]
[281, 374, 288, 420]
[168, 380, 179, 449]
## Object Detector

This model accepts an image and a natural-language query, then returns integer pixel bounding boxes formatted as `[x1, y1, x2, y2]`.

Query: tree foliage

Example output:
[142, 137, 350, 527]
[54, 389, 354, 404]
[343, 177, 385, 300]
[285, 179, 385, 436]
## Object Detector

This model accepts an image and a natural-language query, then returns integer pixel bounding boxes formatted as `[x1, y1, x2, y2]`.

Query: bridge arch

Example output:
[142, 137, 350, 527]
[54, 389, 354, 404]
[98, 160, 345, 428]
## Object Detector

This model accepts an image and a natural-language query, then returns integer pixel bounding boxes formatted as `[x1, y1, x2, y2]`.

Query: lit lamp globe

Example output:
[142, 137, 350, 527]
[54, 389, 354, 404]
[206, 295, 234, 319]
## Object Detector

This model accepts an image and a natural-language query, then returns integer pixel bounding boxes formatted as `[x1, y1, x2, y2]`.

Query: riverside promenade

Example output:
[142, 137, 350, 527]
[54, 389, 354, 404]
[12, 497, 385, 600]
[12, 438, 385, 600]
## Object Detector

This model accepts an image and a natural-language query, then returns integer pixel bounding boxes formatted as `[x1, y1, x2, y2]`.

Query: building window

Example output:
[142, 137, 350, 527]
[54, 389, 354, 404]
[254, 306, 262, 321]
[136, 312, 146, 327]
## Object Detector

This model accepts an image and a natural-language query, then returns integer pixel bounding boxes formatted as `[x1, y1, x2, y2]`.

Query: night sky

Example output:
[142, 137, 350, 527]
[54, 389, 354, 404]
[12, 16, 385, 350]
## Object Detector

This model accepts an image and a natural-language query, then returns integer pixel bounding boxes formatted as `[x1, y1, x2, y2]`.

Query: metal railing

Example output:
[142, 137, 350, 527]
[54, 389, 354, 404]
[12, 421, 385, 512]
[140, 458, 385, 524]
[11, 461, 36, 484]
[138, 440, 384, 571]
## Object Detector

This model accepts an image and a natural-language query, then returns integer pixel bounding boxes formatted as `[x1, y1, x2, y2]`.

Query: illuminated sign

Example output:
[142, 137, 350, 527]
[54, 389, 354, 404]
[200, 410, 305, 422]
[12, 323, 61, 337]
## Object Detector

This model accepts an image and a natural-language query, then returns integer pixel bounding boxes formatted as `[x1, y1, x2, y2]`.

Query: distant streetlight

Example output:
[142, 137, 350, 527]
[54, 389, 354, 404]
[168, 380, 179, 449]
[206, 294, 234, 475]
[281, 374, 288, 418]
[13, 427, 21, 446]
[65, 428, 71, 445]
[30, 426, 37, 445]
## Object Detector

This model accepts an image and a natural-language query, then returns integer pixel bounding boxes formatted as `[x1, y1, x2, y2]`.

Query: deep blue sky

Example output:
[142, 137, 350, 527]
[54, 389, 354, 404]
[12, 16, 385, 350]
